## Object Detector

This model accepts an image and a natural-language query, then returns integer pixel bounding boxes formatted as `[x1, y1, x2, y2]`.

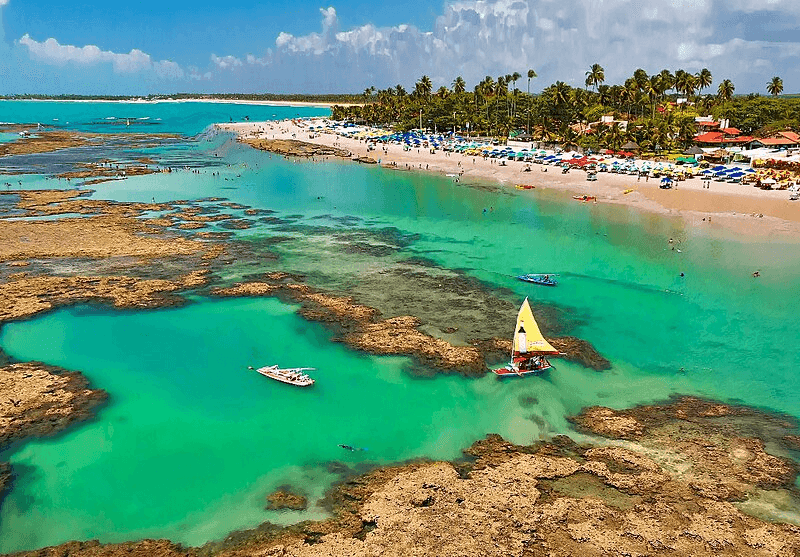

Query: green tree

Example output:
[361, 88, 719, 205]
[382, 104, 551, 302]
[767, 76, 784, 97]
[717, 79, 735, 117]
[452, 76, 466, 94]
[585, 63, 605, 91]
[414, 75, 432, 100]
[697, 68, 712, 94]
[526, 69, 537, 133]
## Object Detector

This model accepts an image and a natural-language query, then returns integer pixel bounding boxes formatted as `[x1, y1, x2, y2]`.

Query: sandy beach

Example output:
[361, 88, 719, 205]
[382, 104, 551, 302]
[220, 119, 800, 238]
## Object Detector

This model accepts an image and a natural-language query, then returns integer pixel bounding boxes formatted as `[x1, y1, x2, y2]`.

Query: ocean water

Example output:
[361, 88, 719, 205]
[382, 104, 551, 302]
[1, 102, 800, 551]
[0, 100, 329, 136]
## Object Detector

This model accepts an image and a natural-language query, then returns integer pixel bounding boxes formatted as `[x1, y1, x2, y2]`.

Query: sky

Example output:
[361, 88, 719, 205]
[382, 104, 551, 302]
[0, 0, 799, 95]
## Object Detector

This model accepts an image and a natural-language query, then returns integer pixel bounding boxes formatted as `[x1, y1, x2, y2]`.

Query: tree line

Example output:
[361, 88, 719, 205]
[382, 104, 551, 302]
[332, 68, 797, 153]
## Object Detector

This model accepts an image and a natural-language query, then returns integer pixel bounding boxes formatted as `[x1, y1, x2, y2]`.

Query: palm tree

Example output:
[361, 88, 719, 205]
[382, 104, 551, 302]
[527, 69, 537, 133]
[496, 76, 508, 126]
[603, 123, 624, 151]
[527, 69, 537, 94]
[659, 69, 675, 95]
[362, 86, 375, 102]
[503, 74, 513, 118]
[697, 68, 712, 94]
[452, 76, 466, 94]
[767, 76, 784, 96]
[674, 69, 688, 98]
[511, 71, 521, 120]
[395, 84, 406, 98]
[415, 75, 432, 100]
[644, 75, 663, 119]
[585, 63, 605, 92]
[717, 79, 735, 117]
[597, 84, 611, 107]
[676, 117, 697, 148]
[633, 69, 649, 92]
[683, 73, 698, 100]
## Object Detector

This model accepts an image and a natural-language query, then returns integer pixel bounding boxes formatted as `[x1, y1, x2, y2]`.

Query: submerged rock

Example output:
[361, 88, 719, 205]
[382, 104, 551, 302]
[266, 487, 308, 511]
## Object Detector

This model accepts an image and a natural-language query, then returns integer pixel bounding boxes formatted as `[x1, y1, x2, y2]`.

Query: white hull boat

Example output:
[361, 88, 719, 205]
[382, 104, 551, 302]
[256, 365, 316, 387]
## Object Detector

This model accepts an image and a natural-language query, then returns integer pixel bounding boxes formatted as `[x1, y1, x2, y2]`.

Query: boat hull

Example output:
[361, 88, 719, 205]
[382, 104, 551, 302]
[492, 364, 551, 377]
[517, 275, 557, 286]
[256, 366, 315, 387]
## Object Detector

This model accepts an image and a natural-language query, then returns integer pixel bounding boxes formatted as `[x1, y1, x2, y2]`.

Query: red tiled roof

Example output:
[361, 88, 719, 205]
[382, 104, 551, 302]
[778, 131, 800, 142]
[695, 132, 725, 143]
[695, 132, 752, 145]
[697, 121, 720, 128]
[752, 137, 798, 146]
[721, 127, 741, 135]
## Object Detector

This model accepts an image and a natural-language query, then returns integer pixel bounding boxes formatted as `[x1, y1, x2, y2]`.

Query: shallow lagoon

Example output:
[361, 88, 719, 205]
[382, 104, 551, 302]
[1, 103, 800, 551]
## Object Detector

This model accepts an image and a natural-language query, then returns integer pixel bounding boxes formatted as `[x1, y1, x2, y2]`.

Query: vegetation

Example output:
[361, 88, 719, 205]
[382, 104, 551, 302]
[332, 68, 799, 153]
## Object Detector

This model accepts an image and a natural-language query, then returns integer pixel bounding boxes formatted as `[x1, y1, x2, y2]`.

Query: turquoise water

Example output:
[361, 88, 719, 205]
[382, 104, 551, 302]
[1, 102, 800, 551]
[0, 101, 329, 136]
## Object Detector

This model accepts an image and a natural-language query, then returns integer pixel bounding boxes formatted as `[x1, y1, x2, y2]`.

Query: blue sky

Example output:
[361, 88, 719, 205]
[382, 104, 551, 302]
[1, 0, 799, 95]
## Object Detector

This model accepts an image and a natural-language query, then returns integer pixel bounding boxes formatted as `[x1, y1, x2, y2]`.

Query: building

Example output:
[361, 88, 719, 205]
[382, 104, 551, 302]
[748, 131, 799, 149]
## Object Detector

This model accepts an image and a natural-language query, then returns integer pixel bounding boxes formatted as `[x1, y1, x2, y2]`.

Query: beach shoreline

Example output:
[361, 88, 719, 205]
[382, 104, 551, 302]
[220, 118, 800, 239]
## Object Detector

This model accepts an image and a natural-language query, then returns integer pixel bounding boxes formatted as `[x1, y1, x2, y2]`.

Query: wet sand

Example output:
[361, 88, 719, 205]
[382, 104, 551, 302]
[221, 119, 800, 238]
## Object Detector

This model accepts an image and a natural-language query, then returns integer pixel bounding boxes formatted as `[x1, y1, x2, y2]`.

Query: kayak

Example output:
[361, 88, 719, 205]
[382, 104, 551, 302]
[517, 274, 558, 286]
[573, 195, 597, 202]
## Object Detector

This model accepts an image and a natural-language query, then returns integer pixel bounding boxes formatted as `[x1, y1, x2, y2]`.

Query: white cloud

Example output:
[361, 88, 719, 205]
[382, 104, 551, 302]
[5, 0, 800, 94]
[211, 54, 243, 69]
[154, 59, 185, 79]
[17, 34, 185, 79]
[243, 0, 800, 93]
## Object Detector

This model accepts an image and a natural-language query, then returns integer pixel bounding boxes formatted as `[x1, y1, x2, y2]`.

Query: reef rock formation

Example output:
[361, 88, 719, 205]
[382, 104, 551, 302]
[213, 275, 485, 375]
[266, 488, 308, 511]
[0, 362, 107, 449]
[14, 397, 800, 557]
[241, 139, 350, 159]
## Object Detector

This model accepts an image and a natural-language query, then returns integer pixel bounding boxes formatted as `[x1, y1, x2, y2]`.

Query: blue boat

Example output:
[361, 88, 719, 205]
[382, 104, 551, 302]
[517, 274, 558, 286]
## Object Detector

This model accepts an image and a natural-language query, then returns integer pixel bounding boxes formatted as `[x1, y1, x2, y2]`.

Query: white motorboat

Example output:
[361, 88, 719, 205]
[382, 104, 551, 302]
[256, 365, 316, 387]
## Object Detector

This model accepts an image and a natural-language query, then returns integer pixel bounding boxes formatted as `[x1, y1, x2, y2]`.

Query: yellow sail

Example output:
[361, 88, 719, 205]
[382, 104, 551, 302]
[512, 298, 559, 355]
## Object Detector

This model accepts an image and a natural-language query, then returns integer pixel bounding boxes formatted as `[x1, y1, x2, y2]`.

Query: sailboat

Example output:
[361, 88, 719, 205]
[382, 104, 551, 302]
[492, 297, 561, 377]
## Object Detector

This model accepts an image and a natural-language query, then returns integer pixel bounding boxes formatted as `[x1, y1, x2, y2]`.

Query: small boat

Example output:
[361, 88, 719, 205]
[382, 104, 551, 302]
[573, 195, 597, 202]
[516, 184, 535, 190]
[517, 273, 557, 286]
[623, 189, 634, 195]
[493, 298, 561, 377]
[256, 365, 316, 387]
